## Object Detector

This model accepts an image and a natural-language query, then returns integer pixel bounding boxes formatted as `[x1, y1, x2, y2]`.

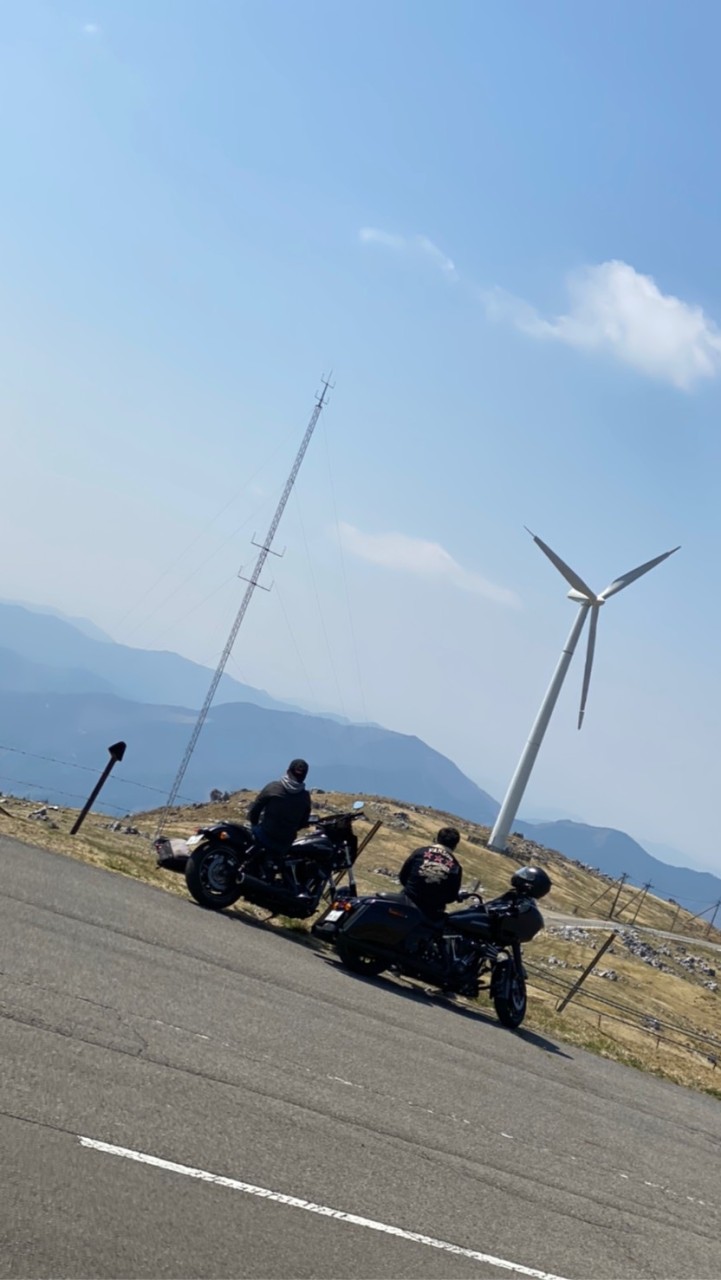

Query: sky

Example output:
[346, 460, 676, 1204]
[1, 0, 720, 874]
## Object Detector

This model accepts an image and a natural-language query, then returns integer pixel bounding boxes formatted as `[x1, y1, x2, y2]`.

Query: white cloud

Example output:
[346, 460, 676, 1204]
[82, 22, 100, 35]
[339, 523, 519, 607]
[359, 227, 456, 279]
[359, 228, 405, 251]
[483, 260, 721, 390]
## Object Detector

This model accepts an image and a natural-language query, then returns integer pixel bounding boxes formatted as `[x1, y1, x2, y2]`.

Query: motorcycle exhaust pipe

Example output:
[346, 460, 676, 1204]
[237, 870, 308, 904]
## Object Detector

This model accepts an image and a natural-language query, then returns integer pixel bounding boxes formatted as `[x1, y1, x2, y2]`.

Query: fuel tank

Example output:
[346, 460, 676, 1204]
[451, 899, 544, 944]
[447, 905, 495, 940]
[291, 831, 334, 855]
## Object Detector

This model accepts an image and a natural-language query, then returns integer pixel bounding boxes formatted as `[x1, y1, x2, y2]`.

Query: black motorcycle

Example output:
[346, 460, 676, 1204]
[312, 865, 551, 1028]
[155, 800, 366, 918]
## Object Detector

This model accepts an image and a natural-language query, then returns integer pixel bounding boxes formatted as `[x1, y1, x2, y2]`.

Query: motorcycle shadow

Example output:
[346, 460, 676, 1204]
[185, 898, 325, 949]
[189, 904, 570, 1059]
[318, 953, 572, 1058]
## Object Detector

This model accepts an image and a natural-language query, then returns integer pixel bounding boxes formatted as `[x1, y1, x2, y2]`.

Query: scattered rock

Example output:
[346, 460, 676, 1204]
[548, 925, 593, 945]
[387, 811, 410, 830]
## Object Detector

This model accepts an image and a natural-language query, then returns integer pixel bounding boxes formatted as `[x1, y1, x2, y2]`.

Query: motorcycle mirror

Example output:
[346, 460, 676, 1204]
[352, 800, 365, 811]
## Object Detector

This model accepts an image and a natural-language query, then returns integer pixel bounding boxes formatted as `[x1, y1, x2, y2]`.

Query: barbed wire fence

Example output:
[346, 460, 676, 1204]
[524, 959, 721, 1070]
[0, 742, 196, 816]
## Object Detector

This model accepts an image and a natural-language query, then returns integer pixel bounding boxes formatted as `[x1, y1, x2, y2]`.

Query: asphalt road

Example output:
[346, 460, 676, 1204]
[1, 837, 720, 1280]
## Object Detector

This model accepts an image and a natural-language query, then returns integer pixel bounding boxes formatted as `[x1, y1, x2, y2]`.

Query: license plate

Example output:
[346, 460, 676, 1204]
[325, 909, 344, 922]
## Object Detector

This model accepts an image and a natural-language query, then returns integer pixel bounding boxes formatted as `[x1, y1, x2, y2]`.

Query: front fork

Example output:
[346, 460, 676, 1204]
[323, 842, 357, 904]
[491, 941, 525, 999]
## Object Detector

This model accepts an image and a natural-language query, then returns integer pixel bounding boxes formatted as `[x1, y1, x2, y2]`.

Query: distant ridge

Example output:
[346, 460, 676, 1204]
[0, 689, 500, 824]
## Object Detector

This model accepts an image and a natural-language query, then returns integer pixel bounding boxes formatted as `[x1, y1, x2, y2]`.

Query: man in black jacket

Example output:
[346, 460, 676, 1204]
[399, 827, 463, 921]
[247, 759, 312, 857]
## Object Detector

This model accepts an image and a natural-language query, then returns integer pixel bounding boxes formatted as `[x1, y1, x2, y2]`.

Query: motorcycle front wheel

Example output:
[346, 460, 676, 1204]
[492, 966, 527, 1029]
[336, 936, 387, 977]
[185, 844, 243, 910]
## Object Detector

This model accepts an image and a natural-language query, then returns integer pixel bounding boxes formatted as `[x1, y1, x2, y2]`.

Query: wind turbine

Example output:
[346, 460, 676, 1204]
[488, 531, 680, 853]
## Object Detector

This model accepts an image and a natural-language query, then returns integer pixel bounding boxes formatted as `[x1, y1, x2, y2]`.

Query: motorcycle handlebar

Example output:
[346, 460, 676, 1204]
[311, 810, 362, 826]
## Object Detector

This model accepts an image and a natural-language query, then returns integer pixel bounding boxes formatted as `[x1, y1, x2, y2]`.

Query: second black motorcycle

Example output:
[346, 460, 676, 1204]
[155, 801, 366, 918]
[312, 865, 551, 1028]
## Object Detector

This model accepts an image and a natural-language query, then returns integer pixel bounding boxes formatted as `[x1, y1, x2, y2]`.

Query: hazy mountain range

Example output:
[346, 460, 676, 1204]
[0, 601, 718, 912]
[515, 820, 721, 915]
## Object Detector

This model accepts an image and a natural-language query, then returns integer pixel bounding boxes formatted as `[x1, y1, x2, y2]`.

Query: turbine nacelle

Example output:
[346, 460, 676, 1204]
[525, 529, 680, 730]
[567, 588, 604, 605]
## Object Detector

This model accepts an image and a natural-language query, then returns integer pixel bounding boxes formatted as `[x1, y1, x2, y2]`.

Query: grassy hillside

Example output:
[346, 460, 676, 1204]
[2, 787, 719, 1097]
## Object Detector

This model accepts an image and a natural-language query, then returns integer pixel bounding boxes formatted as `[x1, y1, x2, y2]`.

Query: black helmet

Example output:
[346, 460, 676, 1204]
[288, 758, 309, 782]
[511, 866, 552, 899]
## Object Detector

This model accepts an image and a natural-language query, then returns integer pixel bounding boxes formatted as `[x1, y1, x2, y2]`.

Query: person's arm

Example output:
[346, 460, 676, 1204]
[451, 863, 463, 900]
[399, 851, 417, 887]
[247, 784, 271, 825]
[299, 791, 312, 828]
[441, 863, 463, 905]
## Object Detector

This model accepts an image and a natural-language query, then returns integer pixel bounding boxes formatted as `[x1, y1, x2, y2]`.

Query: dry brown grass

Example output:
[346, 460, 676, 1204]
[2, 788, 720, 1096]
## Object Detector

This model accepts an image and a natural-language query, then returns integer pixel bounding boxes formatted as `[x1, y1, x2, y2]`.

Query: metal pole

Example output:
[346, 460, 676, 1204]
[608, 873, 628, 920]
[71, 742, 127, 835]
[629, 883, 651, 925]
[356, 819, 383, 858]
[489, 607, 589, 851]
[706, 900, 720, 939]
[154, 379, 332, 839]
[556, 931, 618, 1013]
[587, 881, 614, 913]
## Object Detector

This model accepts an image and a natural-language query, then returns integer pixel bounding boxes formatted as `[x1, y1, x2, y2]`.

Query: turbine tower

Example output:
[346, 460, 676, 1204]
[154, 376, 332, 838]
[488, 531, 679, 853]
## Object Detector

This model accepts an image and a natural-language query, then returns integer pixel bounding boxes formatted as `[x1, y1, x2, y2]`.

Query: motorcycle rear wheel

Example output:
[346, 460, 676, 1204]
[185, 844, 243, 910]
[492, 968, 527, 1029]
[337, 936, 387, 976]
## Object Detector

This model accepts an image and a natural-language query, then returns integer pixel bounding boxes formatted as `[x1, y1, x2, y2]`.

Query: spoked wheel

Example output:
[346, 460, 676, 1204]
[492, 965, 527, 1029]
[185, 844, 243, 910]
[336, 936, 387, 977]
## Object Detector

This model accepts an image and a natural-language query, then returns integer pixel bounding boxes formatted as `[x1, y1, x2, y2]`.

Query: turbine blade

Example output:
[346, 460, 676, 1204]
[525, 528, 596, 599]
[578, 605, 599, 730]
[599, 546, 681, 600]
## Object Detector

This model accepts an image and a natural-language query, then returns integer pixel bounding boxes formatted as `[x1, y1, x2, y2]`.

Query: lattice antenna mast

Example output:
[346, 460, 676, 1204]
[155, 378, 332, 836]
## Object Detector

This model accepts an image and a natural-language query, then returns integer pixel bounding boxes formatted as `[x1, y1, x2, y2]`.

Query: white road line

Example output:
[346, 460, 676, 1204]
[79, 1136, 572, 1280]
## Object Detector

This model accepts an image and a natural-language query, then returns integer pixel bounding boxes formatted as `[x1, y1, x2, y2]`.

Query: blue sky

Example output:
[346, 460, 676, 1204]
[1, 1, 720, 873]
